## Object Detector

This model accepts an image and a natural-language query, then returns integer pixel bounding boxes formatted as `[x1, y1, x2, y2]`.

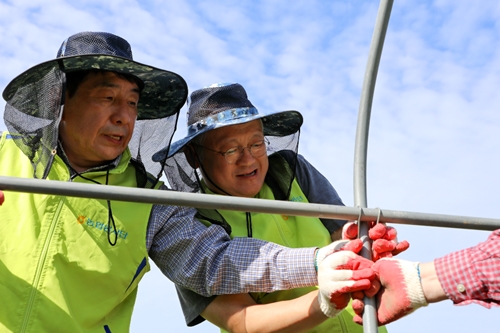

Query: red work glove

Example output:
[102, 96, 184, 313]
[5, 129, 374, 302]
[342, 221, 410, 261]
[352, 258, 428, 325]
[0, 190, 4, 205]
[318, 251, 377, 318]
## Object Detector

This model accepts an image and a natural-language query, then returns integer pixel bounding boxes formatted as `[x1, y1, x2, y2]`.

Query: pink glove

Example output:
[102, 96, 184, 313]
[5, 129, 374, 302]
[318, 251, 377, 318]
[342, 221, 410, 261]
[352, 258, 428, 325]
[0, 190, 4, 205]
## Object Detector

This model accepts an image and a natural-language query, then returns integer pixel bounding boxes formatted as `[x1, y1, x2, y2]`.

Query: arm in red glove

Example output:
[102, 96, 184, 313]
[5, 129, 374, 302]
[342, 221, 410, 261]
[352, 258, 429, 325]
[0, 190, 4, 205]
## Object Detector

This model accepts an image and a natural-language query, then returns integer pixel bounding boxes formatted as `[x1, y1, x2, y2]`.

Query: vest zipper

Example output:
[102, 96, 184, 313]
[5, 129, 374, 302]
[20, 199, 64, 332]
[338, 311, 347, 332]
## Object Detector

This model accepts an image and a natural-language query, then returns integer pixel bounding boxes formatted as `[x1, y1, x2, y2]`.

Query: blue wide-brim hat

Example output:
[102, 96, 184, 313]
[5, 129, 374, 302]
[2, 31, 188, 120]
[152, 83, 303, 162]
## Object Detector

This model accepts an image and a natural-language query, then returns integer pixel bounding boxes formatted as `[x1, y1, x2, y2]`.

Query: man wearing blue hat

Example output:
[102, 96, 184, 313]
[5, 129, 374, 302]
[155, 83, 389, 332]
[0, 32, 370, 332]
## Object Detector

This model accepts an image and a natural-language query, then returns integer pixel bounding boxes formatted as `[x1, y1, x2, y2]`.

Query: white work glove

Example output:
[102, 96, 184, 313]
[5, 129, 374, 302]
[352, 258, 428, 325]
[317, 250, 376, 318]
[342, 221, 410, 261]
[315, 238, 364, 270]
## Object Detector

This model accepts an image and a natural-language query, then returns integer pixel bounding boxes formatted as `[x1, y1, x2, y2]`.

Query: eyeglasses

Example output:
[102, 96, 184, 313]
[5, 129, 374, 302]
[193, 138, 269, 164]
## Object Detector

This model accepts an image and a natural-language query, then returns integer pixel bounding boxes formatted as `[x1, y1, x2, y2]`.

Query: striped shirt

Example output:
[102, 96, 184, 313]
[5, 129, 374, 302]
[434, 229, 500, 308]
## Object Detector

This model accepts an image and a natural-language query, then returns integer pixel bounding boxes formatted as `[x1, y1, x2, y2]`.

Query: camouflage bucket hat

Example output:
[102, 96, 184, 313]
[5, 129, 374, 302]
[2, 31, 188, 120]
[152, 82, 303, 162]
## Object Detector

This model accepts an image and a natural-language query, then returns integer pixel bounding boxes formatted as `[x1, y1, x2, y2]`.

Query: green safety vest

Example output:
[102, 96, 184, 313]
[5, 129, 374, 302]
[0, 132, 159, 333]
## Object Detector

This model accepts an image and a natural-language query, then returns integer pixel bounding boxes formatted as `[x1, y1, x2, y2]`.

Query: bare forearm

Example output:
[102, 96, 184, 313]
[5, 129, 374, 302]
[244, 291, 326, 333]
[419, 261, 448, 303]
[202, 292, 327, 333]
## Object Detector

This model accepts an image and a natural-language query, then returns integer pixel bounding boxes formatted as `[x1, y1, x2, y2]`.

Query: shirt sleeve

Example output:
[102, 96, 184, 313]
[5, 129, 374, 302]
[434, 229, 500, 308]
[293, 153, 347, 234]
[175, 285, 216, 326]
[146, 191, 318, 297]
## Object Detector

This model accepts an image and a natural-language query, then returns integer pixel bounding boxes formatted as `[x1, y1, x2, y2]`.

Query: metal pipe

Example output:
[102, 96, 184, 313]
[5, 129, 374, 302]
[1, 176, 499, 231]
[353, 0, 394, 331]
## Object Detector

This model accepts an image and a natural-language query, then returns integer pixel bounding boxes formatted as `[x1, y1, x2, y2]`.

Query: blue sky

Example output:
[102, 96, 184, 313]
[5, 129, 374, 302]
[1, 0, 499, 332]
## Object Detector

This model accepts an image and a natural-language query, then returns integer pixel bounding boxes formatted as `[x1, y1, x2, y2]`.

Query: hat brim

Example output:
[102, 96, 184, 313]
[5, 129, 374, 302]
[2, 54, 188, 120]
[152, 109, 303, 163]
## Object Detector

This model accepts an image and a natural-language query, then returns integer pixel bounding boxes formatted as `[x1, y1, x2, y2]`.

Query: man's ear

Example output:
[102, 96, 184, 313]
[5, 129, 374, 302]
[184, 144, 199, 169]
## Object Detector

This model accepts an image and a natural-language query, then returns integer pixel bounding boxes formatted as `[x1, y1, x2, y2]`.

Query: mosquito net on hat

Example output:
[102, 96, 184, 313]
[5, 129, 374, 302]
[3, 70, 179, 185]
[3, 64, 65, 179]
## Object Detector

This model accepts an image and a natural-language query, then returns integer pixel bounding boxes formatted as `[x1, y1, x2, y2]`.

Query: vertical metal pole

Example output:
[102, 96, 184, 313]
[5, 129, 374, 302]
[353, 0, 394, 332]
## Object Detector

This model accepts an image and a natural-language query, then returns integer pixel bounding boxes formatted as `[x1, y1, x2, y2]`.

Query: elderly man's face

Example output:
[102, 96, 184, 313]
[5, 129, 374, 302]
[59, 72, 139, 172]
[198, 120, 269, 198]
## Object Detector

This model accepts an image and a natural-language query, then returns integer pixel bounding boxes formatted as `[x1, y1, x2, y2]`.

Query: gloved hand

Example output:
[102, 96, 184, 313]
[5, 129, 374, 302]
[315, 238, 364, 270]
[0, 190, 4, 205]
[342, 221, 410, 261]
[352, 258, 428, 325]
[318, 251, 377, 318]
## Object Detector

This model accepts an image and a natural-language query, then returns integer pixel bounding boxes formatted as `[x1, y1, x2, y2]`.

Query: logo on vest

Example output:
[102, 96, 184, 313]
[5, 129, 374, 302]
[77, 215, 129, 239]
[290, 195, 304, 202]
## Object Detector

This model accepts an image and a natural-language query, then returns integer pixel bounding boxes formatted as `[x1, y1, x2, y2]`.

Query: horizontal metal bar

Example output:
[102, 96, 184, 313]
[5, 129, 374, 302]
[1, 175, 499, 231]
